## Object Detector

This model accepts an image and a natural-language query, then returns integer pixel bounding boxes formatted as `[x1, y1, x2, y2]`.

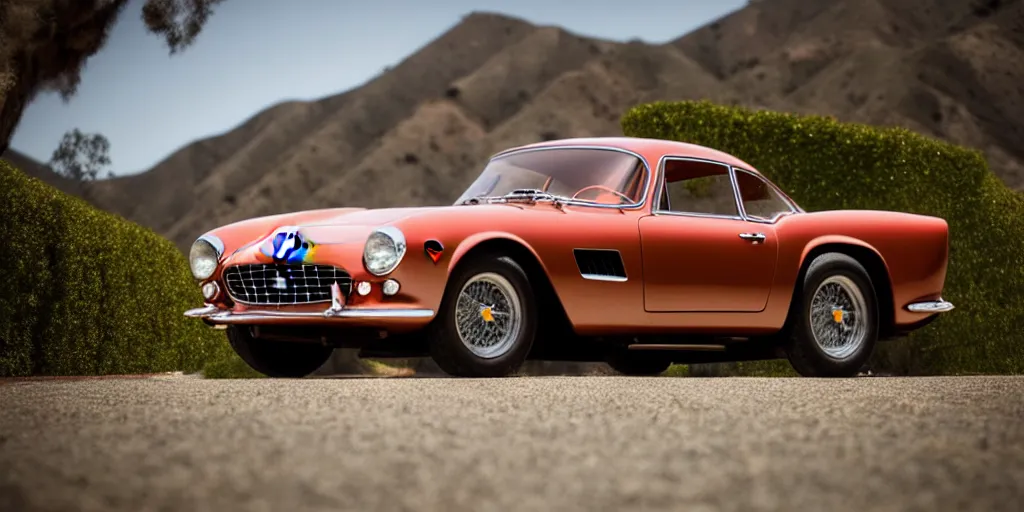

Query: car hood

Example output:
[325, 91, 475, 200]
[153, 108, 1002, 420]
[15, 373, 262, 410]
[296, 206, 447, 229]
[212, 205, 457, 255]
[288, 206, 451, 246]
[209, 202, 554, 261]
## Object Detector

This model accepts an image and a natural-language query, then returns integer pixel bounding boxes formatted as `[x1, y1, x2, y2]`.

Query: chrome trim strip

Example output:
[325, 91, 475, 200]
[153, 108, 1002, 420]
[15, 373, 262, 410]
[581, 273, 628, 282]
[906, 299, 955, 313]
[727, 163, 746, 219]
[651, 210, 745, 221]
[184, 306, 435, 321]
[483, 145, 653, 211]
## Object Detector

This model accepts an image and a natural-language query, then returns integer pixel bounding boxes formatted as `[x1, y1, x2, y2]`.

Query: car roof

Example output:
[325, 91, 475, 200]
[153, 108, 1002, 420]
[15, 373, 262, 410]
[492, 137, 761, 175]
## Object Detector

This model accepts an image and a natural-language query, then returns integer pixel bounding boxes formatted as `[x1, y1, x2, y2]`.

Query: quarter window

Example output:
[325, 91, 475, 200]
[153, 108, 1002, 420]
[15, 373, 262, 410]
[658, 159, 739, 217]
[734, 169, 794, 221]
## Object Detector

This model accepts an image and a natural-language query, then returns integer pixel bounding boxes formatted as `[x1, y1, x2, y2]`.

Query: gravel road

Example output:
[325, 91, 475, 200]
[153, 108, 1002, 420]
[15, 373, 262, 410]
[1, 375, 1022, 512]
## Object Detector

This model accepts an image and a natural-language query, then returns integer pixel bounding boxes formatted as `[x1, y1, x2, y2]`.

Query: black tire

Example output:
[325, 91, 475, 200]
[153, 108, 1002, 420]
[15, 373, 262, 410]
[786, 252, 878, 378]
[427, 255, 537, 377]
[226, 325, 333, 378]
[605, 350, 672, 376]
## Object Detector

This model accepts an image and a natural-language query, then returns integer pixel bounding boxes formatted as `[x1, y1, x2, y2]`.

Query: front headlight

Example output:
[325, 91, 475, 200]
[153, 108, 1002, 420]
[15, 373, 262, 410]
[363, 227, 407, 276]
[189, 235, 223, 280]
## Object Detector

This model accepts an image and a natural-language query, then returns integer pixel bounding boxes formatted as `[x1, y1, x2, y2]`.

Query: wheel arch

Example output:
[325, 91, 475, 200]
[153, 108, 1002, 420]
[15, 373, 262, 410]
[445, 233, 573, 335]
[786, 237, 896, 339]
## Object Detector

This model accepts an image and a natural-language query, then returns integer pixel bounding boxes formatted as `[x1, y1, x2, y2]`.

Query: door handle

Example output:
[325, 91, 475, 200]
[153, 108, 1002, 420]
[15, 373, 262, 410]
[738, 232, 766, 243]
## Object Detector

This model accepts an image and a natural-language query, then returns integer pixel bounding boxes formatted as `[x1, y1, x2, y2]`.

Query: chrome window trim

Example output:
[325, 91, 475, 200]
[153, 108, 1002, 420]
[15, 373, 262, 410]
[652, 210, 746, 221]
[650, 155, 744, 220]
[480, 145, 653, 211]
[730, 167, 801, 224]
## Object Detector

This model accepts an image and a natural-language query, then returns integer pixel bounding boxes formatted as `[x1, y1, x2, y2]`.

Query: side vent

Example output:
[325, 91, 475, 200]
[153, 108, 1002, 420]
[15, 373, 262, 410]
[573, 249, 627, 282]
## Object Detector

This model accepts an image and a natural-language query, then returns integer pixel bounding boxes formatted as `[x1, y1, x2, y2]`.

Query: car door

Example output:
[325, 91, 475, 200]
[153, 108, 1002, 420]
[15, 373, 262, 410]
[639, 157, 779, 312]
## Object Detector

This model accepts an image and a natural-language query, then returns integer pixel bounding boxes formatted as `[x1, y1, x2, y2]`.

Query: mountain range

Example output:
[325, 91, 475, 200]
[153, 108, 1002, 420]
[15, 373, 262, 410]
[6, 0, 1023, 252]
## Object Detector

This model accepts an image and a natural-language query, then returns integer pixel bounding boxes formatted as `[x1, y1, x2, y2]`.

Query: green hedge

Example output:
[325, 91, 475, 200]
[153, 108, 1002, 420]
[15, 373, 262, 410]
[623, 101, 1024, 376]
[0, 159, 235, 376]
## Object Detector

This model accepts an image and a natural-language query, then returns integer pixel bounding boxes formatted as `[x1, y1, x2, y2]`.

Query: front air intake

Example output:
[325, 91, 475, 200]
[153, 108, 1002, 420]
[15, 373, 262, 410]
[222, 264, 353, 305]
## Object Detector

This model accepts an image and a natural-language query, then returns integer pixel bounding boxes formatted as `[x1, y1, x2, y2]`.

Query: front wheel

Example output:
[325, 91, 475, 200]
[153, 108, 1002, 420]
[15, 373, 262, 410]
[427, 254, 537, 377]
[786, 253, 878, 377]
[226, 325, 333, 378]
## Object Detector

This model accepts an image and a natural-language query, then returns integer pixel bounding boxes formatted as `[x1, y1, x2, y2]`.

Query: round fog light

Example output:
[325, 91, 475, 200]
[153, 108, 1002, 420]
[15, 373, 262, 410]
[382, 279, 400, 296]
[356, 281, 372, 296]
[202, 282, 220, 300]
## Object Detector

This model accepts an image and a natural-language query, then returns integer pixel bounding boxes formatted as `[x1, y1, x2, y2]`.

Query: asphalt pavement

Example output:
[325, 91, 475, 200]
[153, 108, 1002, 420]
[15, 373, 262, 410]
[1, 375, 1022, 512]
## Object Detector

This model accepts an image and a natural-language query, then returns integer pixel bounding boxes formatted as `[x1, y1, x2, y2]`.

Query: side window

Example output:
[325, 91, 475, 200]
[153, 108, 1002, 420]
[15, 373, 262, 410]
[659, 159, 739, 217]
[734, 169, 793, 221]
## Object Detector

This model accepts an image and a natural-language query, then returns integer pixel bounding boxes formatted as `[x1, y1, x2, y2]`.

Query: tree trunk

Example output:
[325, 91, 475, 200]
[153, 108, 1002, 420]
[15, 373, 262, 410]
[0, 0, 131, 155]
[0, 76, 31, 156]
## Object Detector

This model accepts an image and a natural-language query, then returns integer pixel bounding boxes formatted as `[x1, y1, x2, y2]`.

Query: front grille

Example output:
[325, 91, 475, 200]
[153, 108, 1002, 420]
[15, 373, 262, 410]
[222, 264, 352, 305]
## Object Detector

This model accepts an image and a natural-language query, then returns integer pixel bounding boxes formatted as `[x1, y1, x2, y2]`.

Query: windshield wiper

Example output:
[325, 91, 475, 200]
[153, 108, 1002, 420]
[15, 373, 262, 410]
[458, 189, 571, 207]
[502, 189, 571, 204]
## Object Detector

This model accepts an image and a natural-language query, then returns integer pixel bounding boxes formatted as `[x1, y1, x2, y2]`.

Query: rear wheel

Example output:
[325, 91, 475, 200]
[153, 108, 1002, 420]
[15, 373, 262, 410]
[428, 254, 537, 377]
[605, 350, 672, 376]
[226, 325, 333, 378]
[786, 253, 878, 377]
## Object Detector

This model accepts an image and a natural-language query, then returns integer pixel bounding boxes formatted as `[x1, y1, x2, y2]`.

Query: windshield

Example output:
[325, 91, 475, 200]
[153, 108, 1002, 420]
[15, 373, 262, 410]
[455, 148, 647, 206]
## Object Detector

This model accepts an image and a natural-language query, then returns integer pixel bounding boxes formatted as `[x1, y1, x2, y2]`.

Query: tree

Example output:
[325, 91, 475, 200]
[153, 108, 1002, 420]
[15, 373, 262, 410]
[0, 0, 226, 155]
[49, 128, 110, 182]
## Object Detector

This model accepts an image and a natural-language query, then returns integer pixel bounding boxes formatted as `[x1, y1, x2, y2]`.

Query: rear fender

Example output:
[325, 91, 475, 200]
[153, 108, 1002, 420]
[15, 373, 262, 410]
[793, 234, 896, 333]
[798, 235, 889, 273]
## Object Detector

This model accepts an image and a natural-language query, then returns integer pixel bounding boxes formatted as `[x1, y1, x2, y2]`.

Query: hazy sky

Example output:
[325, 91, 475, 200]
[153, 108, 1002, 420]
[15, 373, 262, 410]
[11, 0, 746, 176]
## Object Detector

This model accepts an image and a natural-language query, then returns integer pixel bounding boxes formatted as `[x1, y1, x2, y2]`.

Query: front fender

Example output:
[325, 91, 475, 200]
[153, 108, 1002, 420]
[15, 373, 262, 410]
[446, 231, 547, 275]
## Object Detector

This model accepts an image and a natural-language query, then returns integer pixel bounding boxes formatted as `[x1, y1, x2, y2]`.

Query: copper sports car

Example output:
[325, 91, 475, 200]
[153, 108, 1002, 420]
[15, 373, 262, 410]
[184, 137, 954, 378]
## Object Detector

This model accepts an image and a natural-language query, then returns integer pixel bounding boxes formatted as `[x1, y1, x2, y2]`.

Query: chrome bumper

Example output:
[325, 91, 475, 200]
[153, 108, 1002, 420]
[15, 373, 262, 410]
[184, 304, 434, 323]
[905, 299, 955, 313]
[186, 282, 433, 324]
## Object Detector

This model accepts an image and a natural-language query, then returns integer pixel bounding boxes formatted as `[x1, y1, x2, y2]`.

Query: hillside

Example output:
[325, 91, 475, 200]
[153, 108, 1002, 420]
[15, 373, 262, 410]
[5, 0, 1023, 252]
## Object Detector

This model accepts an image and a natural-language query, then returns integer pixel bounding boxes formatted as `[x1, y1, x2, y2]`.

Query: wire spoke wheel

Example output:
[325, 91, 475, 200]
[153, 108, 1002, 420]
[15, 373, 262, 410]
[809, 275, 868, 360]
[454, 272, 522, 359]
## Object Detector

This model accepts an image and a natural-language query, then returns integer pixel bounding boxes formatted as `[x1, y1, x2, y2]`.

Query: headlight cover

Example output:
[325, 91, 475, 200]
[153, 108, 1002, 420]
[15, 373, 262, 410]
[189, 235, 223, 280]
[363, 226, 407, 276]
